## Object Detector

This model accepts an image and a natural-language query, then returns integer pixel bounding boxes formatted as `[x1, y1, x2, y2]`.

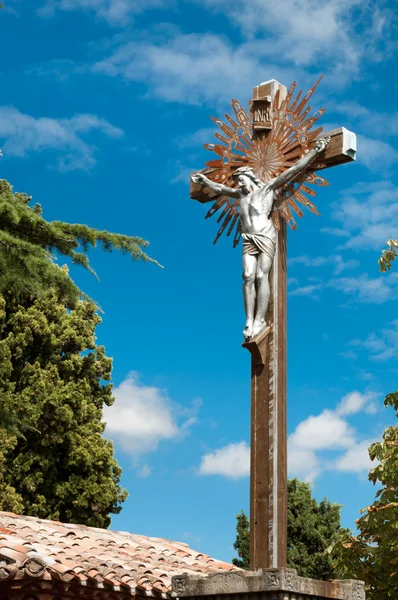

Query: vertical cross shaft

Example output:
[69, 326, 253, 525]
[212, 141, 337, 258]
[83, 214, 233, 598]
[243, 80, 288, 570]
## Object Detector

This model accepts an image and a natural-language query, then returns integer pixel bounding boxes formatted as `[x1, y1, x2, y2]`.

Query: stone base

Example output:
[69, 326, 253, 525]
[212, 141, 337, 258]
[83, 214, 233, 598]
[171, 569, 365, 600]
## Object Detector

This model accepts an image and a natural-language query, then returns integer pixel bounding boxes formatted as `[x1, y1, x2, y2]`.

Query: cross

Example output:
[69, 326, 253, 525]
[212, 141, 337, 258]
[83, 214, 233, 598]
[189, 78, 356, 571]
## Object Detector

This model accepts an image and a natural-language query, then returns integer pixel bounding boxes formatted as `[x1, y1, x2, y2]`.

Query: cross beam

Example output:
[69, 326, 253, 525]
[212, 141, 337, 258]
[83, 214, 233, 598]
[189, 79, 356, 571]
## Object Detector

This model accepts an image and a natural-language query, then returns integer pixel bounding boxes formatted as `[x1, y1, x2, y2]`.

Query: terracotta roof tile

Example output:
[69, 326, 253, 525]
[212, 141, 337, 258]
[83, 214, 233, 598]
[0, 512, 239, 597]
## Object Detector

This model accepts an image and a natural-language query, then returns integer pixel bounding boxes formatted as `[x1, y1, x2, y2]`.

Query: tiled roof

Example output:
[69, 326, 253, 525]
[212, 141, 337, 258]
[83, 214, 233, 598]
[0, 512, 238, 598]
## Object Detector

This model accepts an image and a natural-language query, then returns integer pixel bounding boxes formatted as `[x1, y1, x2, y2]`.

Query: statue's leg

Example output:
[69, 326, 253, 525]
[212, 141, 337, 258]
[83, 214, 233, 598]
[252, 252, 273, 338]
[242, 252, 257, 340]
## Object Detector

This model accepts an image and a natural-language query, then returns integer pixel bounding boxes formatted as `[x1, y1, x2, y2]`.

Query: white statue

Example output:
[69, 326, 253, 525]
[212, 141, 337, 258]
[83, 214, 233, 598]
[192, 137, 330, 340]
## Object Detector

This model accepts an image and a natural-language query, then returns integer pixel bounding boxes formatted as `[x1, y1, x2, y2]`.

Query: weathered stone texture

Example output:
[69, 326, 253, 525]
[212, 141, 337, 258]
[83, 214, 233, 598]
[172, 569, 365, 600]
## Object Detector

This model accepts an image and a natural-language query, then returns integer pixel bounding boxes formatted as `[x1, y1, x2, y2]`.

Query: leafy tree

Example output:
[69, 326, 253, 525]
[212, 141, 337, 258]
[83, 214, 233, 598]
[0, 179, 159, 307]
[233, 479, 347, 579]
[333, 391, 398, 600]
[0, 292, 127, 527]
[379, 239, 398, 272]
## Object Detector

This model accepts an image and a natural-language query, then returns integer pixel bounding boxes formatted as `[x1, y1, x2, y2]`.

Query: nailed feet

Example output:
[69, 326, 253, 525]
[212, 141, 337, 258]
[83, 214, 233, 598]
[252, 319, 266, 339]
[244, 320, 267, 340]
[243, 322, 252, 340]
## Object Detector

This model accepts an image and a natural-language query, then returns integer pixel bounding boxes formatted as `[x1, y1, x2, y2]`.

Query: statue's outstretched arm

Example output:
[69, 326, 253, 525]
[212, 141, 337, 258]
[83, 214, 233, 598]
[191, 173, 240, 198]
[270, 137, 330, 191]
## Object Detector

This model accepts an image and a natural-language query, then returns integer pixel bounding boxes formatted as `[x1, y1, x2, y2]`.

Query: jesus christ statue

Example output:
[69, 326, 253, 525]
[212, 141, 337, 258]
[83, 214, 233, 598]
[192, 137, 330, 340]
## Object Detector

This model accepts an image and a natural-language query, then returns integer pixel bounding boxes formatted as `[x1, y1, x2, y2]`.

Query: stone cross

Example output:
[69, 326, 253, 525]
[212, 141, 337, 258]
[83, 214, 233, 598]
[189, 79, 356, 571]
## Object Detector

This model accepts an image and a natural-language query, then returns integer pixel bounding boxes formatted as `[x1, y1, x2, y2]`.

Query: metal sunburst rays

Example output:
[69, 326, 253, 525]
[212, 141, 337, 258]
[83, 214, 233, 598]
[202, 77, 329, 247]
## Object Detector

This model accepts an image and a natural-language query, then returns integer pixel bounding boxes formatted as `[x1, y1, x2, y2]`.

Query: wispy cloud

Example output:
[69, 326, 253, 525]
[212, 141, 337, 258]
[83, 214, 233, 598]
[38, 0, 165, 25]
[136, 464, 153, 478]
[198, 0, 394, 78]
[324, 181, 398, 251]
[289, 254, 359, 275]
[289, 282, 323, 299]
[92, 31, 298, 106]
[104, 373, 200, 456]
[329, 101, 398, 138]
[27, 59, 78, 82]
[0, 106, 123, 171]
[174, 127, 215, 149]
[350, 319, 398, 362]
[357, 135, 398, 172]
[328, 273, 398, 304]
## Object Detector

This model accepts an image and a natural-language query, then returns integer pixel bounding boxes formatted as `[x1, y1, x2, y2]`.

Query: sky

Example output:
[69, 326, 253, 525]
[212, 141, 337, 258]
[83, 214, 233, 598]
[0, 0, 397, 564]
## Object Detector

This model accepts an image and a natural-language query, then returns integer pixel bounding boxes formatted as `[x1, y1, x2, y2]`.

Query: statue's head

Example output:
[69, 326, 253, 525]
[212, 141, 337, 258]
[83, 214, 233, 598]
[232, 166, 262, 191]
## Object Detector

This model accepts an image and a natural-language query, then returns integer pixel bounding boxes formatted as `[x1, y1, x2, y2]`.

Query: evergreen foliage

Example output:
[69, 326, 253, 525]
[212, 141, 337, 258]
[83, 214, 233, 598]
[232, 479, 346, 579]
[0, 292, 127, 527]
[232, 511, 250, 569]
[0, 179, 159, 307]
[333, 391, 398, 599]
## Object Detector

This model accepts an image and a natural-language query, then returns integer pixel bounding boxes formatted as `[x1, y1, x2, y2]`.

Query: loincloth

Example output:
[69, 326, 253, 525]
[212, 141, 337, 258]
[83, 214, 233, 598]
[242, 230, 276, 260]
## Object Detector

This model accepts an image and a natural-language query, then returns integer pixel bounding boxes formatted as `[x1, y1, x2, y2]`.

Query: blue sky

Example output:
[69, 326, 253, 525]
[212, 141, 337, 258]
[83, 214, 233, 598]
[1, 0, 397, 563]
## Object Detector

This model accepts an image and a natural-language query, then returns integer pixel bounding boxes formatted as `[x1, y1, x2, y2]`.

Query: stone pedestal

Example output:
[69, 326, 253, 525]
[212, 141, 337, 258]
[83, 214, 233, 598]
[172, 569, 365, 600]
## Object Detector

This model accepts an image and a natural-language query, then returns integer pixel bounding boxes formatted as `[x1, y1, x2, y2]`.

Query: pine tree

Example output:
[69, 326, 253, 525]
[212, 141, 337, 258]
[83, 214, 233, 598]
[0, 179, 160, 307]
[0, 292, 127, 527]
[333, 391, 398, 599]
[232, 479, 346, 579]
[232, 511, 250, 569]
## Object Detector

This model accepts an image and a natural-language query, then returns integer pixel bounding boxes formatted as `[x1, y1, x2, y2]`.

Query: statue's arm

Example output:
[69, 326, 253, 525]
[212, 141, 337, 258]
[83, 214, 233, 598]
[270, 137, 330, 191]
[191, 173, 240, 198]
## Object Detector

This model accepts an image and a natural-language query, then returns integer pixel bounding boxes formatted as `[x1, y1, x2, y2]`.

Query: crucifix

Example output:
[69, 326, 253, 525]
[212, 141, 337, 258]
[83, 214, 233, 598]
[190, 77, 356, 571]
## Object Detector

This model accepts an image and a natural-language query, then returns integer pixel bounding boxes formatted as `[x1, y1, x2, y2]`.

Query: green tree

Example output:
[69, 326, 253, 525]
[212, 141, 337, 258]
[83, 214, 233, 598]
[233, 511, 250, 569]
[0, 292, 127, 527]
[333, 391, 398, 599]
[379, 239, 398, 272]
[232, 479, 347, 579]
[0, 179, 159, 307]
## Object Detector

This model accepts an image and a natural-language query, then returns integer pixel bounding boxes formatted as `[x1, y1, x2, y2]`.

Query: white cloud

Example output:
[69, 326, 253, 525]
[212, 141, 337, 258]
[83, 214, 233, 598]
[332, 441, 375, 474]
[93, 31, 297, 106]
[357, 135, 398, 171]
[336, 391, 378, 416]
[289, 410, 355, 451]
[136, 464, 152, 478]
[289, 283, 323, 298]
[198, 442, 250, 479]
[351, 319, 398, 362]
[288, 445, 320, 483]
[325, 181, 398, 251]
[0, 106, 123, 171]
[34, 0, 394, 105]
[289, 270, 398, 306]
[288, 391, 379, 481]
[104, 373, 198, 456]
[329, 102, 398, 138]
[199, 0, 392, 77]
[175, 127, 216, 149]
[38, 0, 164, 25]
[328, 273, 398, 304]
[289, 254, 359, 275]
[198, 390, 379, 481]
[27, 59, 77, 82]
